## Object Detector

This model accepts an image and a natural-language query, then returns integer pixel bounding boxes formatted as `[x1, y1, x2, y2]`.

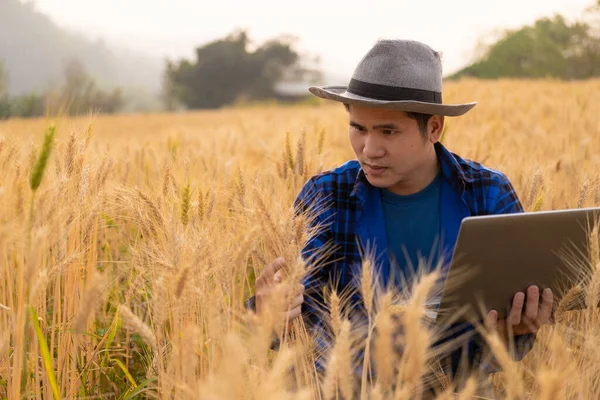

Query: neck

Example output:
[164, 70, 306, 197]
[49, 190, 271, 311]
[386, 145, 440, 196]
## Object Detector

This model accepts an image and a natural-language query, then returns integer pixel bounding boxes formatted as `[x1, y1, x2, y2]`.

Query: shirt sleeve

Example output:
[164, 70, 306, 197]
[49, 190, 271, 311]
[490, 172, 525, 214]
[293, 178, 333, 261]
[292, 178, 335, 329]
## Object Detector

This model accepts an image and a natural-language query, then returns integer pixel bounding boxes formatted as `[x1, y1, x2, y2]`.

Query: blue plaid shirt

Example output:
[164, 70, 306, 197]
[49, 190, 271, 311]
[250, 142, 535, 377]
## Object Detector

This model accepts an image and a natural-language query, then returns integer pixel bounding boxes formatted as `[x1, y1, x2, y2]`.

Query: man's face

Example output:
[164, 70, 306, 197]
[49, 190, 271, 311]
[347, 105, 442, 192]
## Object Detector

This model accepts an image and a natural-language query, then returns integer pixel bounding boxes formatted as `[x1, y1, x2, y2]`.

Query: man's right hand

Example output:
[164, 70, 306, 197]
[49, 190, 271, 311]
[255, 257, 305, 324]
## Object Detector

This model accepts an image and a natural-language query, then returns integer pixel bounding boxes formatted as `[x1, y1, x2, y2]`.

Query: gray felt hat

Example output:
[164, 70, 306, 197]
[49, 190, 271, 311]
[309, 40, 476, 116]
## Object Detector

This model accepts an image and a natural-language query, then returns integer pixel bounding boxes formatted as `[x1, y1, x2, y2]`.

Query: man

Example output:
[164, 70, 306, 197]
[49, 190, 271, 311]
[246, 40, 553, 380]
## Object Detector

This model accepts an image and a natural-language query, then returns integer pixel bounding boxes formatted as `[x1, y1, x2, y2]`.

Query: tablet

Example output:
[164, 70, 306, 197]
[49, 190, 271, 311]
[437, 207, 600, 322]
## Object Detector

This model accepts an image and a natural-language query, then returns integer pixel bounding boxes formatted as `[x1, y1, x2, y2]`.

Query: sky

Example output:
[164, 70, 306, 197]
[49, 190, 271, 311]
[34, 0, 594, 84]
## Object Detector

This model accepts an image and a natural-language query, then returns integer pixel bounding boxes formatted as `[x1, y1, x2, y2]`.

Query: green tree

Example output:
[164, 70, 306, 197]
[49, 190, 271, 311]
[62, 58, 124, 115]
[165, 31, 321, 109]
[0, 62, 11, 119]
[0, 62, 6, 95]
[0, 58, 125, 119]
[10, 93, 45, 118]
[451, 15, 600, 80]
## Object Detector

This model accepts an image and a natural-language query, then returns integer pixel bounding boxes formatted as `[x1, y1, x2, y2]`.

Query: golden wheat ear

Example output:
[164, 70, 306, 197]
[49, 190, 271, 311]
[322, 319, 355, 400]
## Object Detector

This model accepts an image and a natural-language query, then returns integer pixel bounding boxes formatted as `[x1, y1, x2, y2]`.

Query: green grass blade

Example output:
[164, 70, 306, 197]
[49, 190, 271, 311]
[121, 377, 156, 400]
[100, 304, 120, 369]
[112, 358, 137, 388]
[105, 311, 120, 352]
[29, 305, 60, 400]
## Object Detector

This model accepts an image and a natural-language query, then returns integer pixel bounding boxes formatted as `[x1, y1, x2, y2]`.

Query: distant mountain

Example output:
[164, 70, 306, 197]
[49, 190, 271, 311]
[0, 0, 163, 96]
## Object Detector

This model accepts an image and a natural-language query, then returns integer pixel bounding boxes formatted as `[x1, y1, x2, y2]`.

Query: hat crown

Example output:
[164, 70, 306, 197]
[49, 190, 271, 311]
[306, 39, 476, 117]
[351, 40, 443, 92]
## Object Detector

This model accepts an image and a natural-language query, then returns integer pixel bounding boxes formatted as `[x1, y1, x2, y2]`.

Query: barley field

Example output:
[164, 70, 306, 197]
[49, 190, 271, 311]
[0, 78, 600, 399]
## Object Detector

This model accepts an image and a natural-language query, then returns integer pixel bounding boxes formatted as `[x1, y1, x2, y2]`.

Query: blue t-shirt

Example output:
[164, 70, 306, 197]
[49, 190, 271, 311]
[380, 172, 442, 285]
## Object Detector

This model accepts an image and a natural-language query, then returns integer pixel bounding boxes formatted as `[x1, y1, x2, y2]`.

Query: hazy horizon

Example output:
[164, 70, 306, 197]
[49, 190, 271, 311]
[33, 0, 594, 84]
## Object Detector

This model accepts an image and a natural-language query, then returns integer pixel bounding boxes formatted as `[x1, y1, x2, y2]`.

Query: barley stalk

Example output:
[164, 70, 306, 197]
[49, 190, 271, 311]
[527, 170, 542, 208]
[329, 289, 342, 337]
[118, 305, 157, 349]
[296, 130, 306, 176]
[3, 80, 600, 399]
[322, 319, 353, 400]
[317, 128, 326, 155]
[74, 273, 107, 334]
[236, 167, 245, 206]
[281, 152, 289, 180]
[14, 165, 24, 216]
[30, 125, 56, 191]
[577, 179, 590, 208]
[162, 164, 172, 197]
[181, 182, 191, 227]
[555, 285, 583, 319]
[374, 292, 395, 392]
[27, 142, 37, 174]
[361, 258, 375, 319]
[533, 192, 544, 211]
[594, 174, 600, 205]
[537, 368, 563, 400]
[484, 332, 524, 399]
[395, 271, 438, 398]
[174, 266, 190, 298]
[79, 164, 90, 204]
[285, 131, 295, 172]
[64, 132, 76, 178]
[457, 377, 477, 399]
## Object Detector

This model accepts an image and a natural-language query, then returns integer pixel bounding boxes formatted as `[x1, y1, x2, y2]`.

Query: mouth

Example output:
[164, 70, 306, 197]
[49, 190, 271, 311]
[364, 163, 388, 175]
[365, 163, 387, 169]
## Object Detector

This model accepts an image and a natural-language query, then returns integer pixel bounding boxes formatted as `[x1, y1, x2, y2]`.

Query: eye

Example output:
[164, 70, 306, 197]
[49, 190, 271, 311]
[382, 129, 397, 135]
[350, 124, 365, 133]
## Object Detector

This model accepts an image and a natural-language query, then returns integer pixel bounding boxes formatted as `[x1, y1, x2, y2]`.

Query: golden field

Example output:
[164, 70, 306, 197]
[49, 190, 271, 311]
[0, 78, 600, 399]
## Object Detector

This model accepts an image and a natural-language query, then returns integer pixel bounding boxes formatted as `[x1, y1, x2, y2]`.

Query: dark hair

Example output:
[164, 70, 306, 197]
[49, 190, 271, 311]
[343, 103, 432, 137]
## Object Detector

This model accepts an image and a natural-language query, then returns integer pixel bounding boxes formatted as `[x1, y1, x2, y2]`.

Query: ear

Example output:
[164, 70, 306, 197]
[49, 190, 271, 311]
[428, 115, 445, 143]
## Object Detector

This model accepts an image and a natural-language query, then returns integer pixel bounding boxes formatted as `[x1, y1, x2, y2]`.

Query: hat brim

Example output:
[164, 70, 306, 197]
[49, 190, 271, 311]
[309, 86, 476, 117]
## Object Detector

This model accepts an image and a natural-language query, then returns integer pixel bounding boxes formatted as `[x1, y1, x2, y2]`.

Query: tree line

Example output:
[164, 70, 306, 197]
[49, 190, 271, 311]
[0, 59, 123, 119]
[1, 2, 599, 119]
[163, 31, 321, 110]
[450, 4, 600, 80]
[0, 28, 320, 119]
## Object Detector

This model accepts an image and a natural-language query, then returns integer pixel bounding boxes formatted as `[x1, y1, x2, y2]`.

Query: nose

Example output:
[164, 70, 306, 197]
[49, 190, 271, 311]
[363, 134, 385, 159]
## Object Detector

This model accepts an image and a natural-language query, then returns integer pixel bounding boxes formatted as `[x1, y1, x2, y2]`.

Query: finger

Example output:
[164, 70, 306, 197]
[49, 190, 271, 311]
[287, 306, 302, 321]
[508, 292, 525, 326]
[522, 317, 539, 334]
[485, 310, 499, 332]
[261, 257, 286, 284]
[524, 285, 540, 322]
[269, 284, 300, 307]
[280, 283, 304, 295]
[274, 270, 283, 283]
[538, 288, 553, 324]
[280, 283, 304, 297]
[514, 312, 539, 335]
[288, 294, 304, 309]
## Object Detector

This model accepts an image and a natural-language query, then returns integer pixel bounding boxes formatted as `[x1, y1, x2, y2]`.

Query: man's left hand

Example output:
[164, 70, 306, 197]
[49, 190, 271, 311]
[486, 285, 554, 337]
